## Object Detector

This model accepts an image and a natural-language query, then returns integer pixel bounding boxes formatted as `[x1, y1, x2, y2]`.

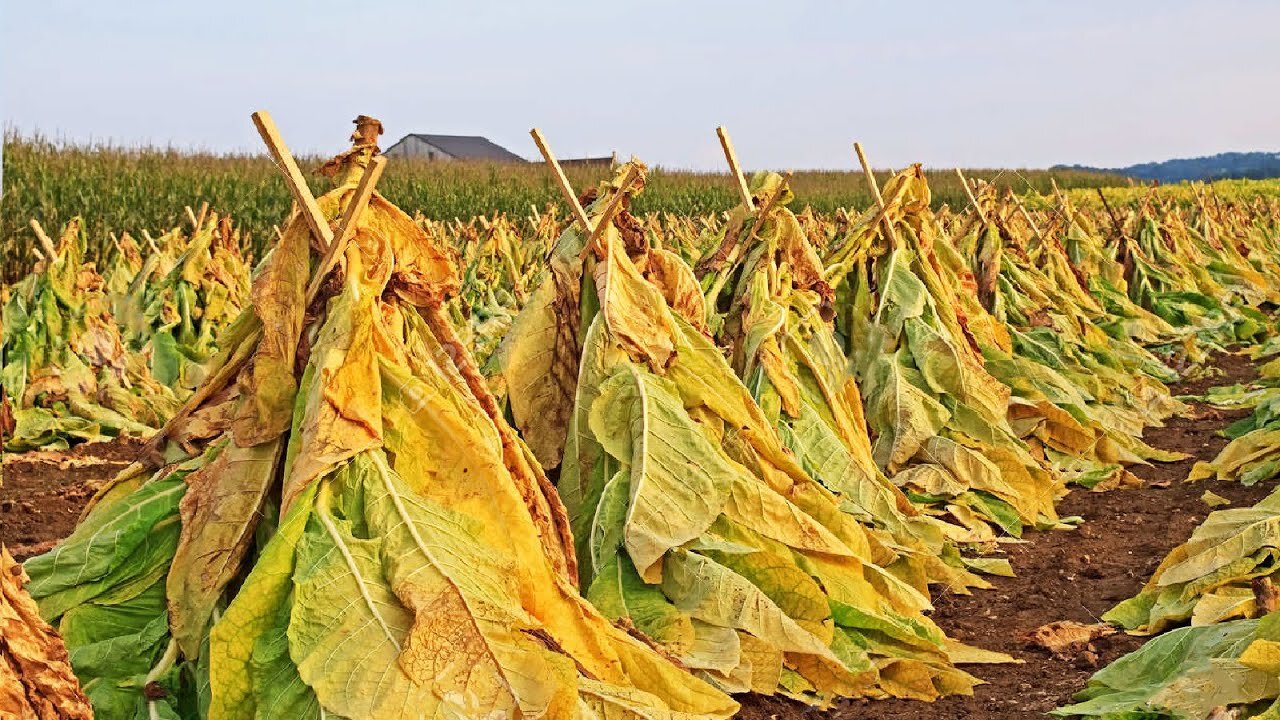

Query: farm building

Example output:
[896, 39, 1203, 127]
[560, 152, 617, 167]
[383, 133, 526, 162]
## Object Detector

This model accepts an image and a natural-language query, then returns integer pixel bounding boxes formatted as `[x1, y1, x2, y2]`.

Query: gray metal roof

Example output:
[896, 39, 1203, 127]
[391, 133, 526, 162]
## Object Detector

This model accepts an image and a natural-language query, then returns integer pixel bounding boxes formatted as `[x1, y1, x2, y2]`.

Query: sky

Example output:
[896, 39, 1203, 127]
[2, 1, 1278, 171]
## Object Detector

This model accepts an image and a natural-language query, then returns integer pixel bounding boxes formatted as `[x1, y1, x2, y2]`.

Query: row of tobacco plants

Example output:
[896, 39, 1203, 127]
[5, 119, 1280, 719]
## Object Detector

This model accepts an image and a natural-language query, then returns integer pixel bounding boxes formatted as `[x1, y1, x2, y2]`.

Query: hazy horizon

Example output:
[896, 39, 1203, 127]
[2, 1, 1277, 172]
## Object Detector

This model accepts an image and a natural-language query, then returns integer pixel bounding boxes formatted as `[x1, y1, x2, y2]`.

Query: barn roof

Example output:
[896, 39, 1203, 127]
[389, 133, 526, 162]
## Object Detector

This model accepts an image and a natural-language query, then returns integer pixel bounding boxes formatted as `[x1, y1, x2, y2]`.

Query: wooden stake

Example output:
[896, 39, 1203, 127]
[29, 219, 57, 259]
[530, 128, 590, 231]
[716, 126, 754, 209]
[195, 201, 209, 232]
[252, 111, 335, 250]
[955, 168, 987, 223]
[852, 142, 899, 244]
[1095, 188, 1125, 238]
[31, 247, 45, 262]
[1050, 178, 1069, 208]
[1010, 194, 1044, 239]
[305, 156, 386, 303]
[582, 164, 641, 255]
[141, 230, 161, 254]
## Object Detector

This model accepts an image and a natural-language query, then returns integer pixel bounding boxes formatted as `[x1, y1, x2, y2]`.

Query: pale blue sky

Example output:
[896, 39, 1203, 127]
[2, 1, 1277, 170]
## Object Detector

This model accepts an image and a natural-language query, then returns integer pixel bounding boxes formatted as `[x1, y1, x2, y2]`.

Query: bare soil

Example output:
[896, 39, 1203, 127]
[0, 355, 1271, 719]
[0, 438, 143, 559]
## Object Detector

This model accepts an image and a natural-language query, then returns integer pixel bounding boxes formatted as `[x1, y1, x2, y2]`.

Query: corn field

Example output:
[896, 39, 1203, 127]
[0, 132, 1135, 284]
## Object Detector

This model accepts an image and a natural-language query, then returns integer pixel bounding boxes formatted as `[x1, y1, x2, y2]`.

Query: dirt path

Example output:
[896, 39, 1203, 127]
[1, 356, 1273, 719]
[0, 438, 142, 559]
[738, 353, 1276, 719]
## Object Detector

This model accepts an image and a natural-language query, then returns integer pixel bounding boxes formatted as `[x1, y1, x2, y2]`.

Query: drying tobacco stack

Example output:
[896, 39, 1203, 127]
[23, 117, 737, 720]
[500, 164, 993, 705]
[2, 220, 181, 451]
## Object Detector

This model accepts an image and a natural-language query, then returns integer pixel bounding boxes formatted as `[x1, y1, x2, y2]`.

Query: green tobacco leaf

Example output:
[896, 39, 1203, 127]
[661, 549, 835, 659]
[588, 365, 733, 579]
[1054, 618, 1278, 718]
[866, 350, 951, 472]
[1158, 502, 1280, 587]
[208, 482, 318, 720]
[287, 470, 431, 720]
[26, 476, 186, 619]
[874, 248, 928, 337]
[587, 553, 695, 652]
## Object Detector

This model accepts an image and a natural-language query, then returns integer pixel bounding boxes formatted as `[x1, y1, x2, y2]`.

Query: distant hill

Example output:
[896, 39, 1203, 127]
[1055, 151, 1280, 183]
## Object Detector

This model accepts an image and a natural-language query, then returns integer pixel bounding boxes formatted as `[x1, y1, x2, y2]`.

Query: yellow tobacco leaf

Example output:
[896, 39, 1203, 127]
[230, 207, 309, 447]
[596, 232, 677, 373]
[1203, 490, 1232, 508]
[280, 266, 383, 512]
[1241, 638, 1280, 676]
[495, 278, 577, 467]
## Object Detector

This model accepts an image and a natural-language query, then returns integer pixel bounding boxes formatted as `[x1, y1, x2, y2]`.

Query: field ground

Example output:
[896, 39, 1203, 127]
[0, 352, 1272, 719]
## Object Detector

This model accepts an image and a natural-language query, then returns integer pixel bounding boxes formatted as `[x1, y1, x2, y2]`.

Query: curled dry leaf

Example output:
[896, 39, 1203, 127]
[1024, 620, 1117, 660]
[0, 546, 93, 720]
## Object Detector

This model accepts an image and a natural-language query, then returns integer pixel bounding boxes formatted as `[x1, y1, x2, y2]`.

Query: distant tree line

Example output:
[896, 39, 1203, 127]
[1056, 151, 1280, 183]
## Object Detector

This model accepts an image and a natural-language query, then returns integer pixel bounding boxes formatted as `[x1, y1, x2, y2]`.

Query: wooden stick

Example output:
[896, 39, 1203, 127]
[955, 168, 987, 223]
[1011, 194, 1044, 239]
[305, 156, 386, 303]
[29, 219, 57, 259]
[1050, 178, 1069, 208]
[529, 128, 590, 231]
[31, 247, 45, 262]
[582, 164, 641, 254]
[745, 171, 791, 241]
[185, 206, 199, 229]
[716, 126, 754, 209]
[852, 142, 899, 244]
[195, 201, 209, 231]
[1095, 188, 1125, 238]
[141, 230, 161, 254]
[252, 111, 335, 250]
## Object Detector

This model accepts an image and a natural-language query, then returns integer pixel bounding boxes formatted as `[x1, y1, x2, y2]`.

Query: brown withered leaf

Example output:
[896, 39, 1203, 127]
[1024, 620, 1116, 660]
[167, 438, 285, 657]
[0, 546, 93, 719]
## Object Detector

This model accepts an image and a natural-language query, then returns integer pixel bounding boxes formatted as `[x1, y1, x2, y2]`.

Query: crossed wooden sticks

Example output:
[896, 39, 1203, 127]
[139, 111, 386, 460]
[529, 127, 639, 258]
